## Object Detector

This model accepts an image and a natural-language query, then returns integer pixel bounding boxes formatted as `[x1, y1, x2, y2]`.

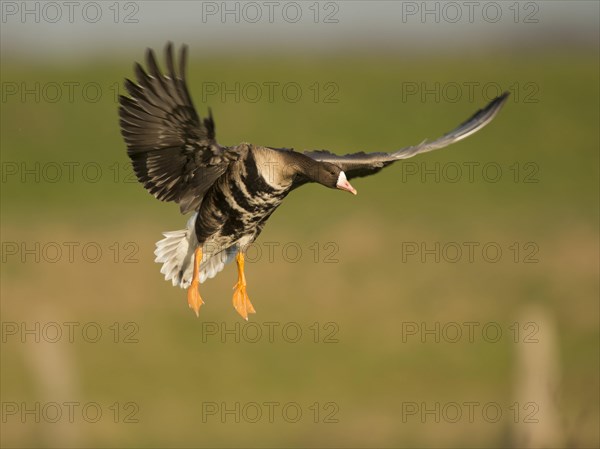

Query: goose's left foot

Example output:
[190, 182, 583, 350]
[232, 252, 256, 320]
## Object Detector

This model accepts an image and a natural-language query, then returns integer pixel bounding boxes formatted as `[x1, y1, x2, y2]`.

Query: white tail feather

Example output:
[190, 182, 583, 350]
[154, 213, 236, 288]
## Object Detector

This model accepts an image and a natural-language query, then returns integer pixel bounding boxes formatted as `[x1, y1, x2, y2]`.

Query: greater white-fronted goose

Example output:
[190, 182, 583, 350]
[119, 43, 509, 319]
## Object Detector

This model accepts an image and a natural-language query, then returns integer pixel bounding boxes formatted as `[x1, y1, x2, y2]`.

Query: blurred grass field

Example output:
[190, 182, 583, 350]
[1, 47, 598, 448]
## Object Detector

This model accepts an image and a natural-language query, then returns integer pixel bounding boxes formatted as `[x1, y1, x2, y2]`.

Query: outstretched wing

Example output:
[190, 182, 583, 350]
[119, 42, 233, 214]
[304, 92, 509, 180]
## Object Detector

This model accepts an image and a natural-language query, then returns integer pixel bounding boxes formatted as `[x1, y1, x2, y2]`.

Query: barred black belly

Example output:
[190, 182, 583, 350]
[194, 150, 289, 255]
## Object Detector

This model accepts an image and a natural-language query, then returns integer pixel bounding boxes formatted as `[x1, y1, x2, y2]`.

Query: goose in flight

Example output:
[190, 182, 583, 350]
[118, 43, 509, 320]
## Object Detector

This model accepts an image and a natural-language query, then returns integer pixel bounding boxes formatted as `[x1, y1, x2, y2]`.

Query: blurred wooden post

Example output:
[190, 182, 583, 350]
[512, 304, 564, 447]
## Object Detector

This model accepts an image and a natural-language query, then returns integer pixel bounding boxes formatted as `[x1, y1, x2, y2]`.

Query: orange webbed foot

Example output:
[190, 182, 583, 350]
[232, 252, 255, 320]
[187, 246, 204, 317]
[232, 281, 256, 320]
[187, 281, 204, 317]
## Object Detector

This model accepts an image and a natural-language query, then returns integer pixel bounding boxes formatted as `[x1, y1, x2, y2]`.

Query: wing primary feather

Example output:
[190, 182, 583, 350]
[179, 44, 188, 82]
[391, 91, 509, 160]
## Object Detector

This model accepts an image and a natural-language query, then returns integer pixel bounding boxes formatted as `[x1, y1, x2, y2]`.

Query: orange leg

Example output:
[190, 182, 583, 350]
[232, 252, 256, 320]
[187, 246, 205, 317]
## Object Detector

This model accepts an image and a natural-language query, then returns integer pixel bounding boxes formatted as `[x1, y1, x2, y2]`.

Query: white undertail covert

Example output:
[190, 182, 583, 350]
[154, 213, 237, 288]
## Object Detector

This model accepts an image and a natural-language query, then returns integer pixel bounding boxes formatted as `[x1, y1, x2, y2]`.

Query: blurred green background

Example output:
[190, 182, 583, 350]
[1, 2, 599, 448]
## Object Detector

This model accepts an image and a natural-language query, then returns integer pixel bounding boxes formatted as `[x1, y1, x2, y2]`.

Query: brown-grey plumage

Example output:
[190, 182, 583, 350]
[118, 42, 509, 319]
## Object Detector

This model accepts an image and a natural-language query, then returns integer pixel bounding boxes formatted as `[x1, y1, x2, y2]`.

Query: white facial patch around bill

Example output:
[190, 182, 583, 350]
[336, 170, 357, 195]
[336, 171, 348, 187]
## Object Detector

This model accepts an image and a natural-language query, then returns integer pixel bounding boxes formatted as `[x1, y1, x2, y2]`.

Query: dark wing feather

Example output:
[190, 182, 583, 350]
[119, 42, 232, 214]
[305, 92, 509, 180]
